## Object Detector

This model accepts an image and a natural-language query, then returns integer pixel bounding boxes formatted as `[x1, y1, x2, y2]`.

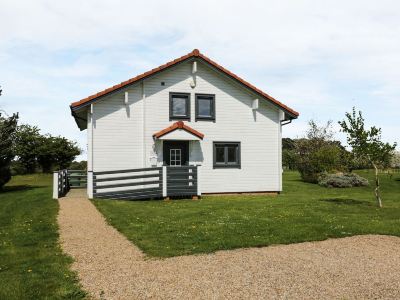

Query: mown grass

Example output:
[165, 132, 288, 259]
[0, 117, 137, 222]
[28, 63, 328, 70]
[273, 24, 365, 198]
[93, 170, 400, 258]
[0, 174, 86, 300]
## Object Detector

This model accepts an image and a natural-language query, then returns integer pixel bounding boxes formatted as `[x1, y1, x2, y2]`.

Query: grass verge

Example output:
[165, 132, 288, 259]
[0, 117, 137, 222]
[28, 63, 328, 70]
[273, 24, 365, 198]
[93, 170, 400, 258]
[0, 174, 86, 299]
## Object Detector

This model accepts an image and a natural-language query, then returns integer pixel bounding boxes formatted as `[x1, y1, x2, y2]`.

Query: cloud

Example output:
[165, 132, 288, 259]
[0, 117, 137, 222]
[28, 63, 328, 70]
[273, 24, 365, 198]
[0, 0, 399, 161]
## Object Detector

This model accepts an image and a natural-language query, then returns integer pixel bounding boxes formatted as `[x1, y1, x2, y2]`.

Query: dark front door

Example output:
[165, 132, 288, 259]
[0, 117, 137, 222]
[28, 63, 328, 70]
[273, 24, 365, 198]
[163, 141, 189, 166]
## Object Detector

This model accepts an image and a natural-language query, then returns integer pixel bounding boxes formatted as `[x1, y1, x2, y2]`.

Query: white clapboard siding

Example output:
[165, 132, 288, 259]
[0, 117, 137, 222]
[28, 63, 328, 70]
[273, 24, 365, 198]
[90, 60, 283, 192]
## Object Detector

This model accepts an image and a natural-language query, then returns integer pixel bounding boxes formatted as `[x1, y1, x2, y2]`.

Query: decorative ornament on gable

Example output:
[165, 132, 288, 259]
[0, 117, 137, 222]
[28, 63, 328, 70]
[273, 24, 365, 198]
[190, 60, 197, 88]
[252, 99, 259, 110]
[124, 91, 129, 105]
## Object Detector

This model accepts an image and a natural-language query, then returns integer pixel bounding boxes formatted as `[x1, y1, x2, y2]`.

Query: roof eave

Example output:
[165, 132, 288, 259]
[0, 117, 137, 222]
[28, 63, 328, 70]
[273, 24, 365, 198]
[69, 49, 299, 124]
[70, 106, 87, 131]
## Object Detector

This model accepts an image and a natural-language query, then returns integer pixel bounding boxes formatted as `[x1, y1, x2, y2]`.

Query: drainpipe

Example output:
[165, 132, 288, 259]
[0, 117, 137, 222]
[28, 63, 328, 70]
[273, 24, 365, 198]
[278, 110, 285, 192]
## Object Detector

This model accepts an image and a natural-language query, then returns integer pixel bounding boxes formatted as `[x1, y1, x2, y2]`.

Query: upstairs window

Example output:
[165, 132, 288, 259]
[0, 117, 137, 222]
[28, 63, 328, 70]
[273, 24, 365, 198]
[170, 93, 190, 120]
[213, 142, 241, 168]
[195, 94, 215, 121]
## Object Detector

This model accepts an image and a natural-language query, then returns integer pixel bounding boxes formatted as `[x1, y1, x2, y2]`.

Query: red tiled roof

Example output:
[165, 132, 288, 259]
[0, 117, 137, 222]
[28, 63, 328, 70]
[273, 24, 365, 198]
[153, 121, 204, 140]
[70, 49, 299, 117]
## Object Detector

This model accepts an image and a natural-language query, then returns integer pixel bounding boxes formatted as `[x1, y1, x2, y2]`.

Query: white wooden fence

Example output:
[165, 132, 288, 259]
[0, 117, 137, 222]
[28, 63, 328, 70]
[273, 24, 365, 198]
[53, 170, 69, 199]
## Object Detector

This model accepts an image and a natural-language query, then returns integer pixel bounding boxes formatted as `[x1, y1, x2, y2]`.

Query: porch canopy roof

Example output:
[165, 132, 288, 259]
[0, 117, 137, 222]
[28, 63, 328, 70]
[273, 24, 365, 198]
[153, 121, 204, 141]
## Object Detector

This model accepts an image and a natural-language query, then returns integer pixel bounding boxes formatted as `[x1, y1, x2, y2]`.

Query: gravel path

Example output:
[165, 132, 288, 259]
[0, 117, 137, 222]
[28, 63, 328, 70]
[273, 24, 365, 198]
[58, 190, 400, 300]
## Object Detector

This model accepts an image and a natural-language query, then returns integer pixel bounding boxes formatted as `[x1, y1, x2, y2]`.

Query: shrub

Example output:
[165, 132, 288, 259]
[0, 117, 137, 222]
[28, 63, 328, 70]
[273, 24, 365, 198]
[68, 160, 87, 171]
[10, 160, 27, 175]
[294, 120, 350, 183]
[318, 173, 369, 188]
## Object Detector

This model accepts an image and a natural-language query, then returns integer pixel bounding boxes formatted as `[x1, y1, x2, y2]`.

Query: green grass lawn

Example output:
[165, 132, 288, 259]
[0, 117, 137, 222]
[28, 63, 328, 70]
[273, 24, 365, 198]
[0, 174, 86, 300]
[93, 170, 400, 258]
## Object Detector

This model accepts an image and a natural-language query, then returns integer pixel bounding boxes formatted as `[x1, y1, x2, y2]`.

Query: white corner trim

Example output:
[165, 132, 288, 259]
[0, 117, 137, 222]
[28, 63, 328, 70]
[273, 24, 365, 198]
[142, 81, 146, 167]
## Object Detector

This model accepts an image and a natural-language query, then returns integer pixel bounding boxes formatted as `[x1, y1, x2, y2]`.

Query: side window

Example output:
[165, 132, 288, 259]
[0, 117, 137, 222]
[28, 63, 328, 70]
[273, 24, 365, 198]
[195, 94, 215, 121]
[169, 93, 190, 120]
[213, 142, 241, 168]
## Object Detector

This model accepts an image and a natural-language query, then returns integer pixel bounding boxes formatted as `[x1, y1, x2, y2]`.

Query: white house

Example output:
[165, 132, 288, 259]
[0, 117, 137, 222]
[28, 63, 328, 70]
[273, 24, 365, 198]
[70, 49, 299, 199]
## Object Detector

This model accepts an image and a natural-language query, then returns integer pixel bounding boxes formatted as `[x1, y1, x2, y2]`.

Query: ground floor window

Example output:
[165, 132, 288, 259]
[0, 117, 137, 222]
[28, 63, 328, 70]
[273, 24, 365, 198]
[213, 142, 241, 168]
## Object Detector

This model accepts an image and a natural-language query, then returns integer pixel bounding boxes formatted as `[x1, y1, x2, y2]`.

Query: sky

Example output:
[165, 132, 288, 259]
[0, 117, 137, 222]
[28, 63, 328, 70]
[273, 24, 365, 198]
[1, 0, 399, 160]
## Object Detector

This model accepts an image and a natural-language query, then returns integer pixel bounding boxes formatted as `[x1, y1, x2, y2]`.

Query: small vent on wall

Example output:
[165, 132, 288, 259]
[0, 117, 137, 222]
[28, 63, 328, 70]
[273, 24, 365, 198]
[161, 82, 165, 86]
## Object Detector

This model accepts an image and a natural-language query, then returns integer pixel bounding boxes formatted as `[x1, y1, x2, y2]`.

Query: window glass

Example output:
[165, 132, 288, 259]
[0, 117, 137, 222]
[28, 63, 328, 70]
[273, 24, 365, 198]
[170, 93, 190, 120]
[170, 149, 181, 166]
[213, 142, 240, 168]
[196, 94, 215, 120]
[172, 97, 187, 116]
[198, 98, 212, 117]
[227, 146, 237, 163]
[215, 146, 225, 163]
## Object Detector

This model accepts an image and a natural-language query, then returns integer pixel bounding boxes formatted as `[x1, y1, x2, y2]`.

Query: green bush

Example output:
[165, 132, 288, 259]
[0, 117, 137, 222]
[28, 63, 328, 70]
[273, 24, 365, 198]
[296, 139, 345, 183]
[68, 160, 87, 170]
[318, 173, 369, 188]
[294, 120, 351, 183]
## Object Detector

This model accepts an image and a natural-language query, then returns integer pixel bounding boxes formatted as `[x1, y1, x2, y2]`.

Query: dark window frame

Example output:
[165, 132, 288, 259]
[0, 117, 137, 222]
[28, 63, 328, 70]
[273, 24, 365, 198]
[169, 92, 191, 121]
[213, 142, 241, 169]
[195, 93, 215, 122]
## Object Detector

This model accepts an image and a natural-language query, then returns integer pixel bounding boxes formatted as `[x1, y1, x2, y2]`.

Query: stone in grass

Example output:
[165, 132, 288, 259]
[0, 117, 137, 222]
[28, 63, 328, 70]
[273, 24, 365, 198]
[318, 172, 369, 188]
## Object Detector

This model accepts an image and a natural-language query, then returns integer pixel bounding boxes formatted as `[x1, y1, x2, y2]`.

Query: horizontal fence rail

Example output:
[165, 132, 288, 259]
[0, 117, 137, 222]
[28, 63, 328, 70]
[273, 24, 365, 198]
[53, 169, 87, 199]
[90, 166, 200, 201]
[67, 170, 87, 188]
[93, 167, 163, 200]
[166, 166, 198, 197]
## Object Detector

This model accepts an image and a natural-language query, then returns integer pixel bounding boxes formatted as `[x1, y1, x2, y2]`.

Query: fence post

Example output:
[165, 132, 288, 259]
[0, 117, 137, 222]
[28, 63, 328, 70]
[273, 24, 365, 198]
[162, 166, 167, 197]
[197, 165, 201, 196]
[53, 171, 59, 199]
[63, 170, 67, 195]
[87, 171, 93, 199]
[61, 171, 65, 196]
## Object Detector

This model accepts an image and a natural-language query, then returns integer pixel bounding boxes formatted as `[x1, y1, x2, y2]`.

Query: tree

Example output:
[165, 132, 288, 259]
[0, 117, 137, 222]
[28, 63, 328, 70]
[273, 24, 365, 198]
[295, 120, 346, 183]
[68, 160, 87, 170]
[14, 124, 42, 173]
[37, 135, 81, 172]
[0, 112, 18, 189]
[51, 136, 81, 170]
[0, 84, 19, 189]
[14, 124, 81, 173]
[339, 108, 397, 207]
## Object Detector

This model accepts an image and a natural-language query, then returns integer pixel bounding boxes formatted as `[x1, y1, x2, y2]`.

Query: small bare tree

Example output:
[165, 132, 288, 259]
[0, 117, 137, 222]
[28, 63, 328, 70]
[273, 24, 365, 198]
[339, 108, 397, 207]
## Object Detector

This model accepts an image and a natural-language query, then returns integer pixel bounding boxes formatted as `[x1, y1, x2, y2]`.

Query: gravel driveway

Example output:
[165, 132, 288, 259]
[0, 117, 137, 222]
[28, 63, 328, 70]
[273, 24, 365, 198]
[58, 190, 400, 300]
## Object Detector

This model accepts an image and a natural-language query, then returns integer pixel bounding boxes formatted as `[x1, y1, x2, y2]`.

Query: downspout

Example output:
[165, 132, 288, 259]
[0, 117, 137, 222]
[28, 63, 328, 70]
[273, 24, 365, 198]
[278, 110, 285, 192]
